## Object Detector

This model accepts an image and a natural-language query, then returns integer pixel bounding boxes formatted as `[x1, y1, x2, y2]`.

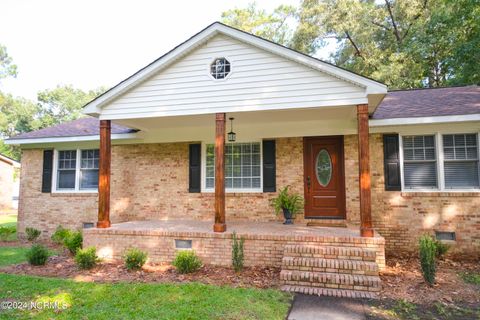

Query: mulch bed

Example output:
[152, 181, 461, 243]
[0, 253, 281, 289]
[379, 254, 480, 305]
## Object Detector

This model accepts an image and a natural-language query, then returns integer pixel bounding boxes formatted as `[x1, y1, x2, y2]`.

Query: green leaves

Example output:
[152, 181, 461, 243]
[0, 44, 17, 81]
[222, 0, 479, 89]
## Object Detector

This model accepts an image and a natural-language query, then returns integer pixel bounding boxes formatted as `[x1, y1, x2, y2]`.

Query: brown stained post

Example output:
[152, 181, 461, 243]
[357, 104, 374, 237]
[97, 120, 111, 228]
[213, 113, 226, 232]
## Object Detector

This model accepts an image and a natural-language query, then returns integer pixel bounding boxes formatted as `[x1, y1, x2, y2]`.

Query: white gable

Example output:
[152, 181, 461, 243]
[85, 23, 386, 120]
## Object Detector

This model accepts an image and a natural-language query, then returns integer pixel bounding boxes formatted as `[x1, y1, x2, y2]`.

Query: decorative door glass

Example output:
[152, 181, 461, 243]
[316, 149, 332, 187]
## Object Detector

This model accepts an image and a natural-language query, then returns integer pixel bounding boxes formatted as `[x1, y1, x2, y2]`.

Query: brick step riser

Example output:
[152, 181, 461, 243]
[281, 285, 378, 299]
[280, 279, 380, 292]
[283, 246, 377, 261]
[281, 265, 378, 276]
[282, 257, 379, 275]
[280, 271, 381, 290]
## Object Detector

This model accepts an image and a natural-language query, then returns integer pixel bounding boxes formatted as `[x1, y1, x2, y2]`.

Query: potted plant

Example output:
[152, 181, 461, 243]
[270, 186, 304, 224]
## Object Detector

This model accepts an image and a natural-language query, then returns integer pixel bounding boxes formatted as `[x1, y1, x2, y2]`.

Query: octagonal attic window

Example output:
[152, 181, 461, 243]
[210, 58, 230, 79]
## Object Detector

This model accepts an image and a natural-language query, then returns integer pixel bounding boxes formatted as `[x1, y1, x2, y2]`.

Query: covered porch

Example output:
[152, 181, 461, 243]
[94, 104, 375, 237]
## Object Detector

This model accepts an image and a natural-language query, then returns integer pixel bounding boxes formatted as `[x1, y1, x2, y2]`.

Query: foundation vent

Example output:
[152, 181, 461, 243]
[175, 239, 192, 249]
[435, 231, 456, 241]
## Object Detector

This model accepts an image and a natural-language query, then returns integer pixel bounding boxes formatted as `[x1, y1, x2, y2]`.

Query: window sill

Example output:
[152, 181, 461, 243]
[50, 192, 98, 197]
[401, 191, 480, 197]
[200, 191, 266, 197]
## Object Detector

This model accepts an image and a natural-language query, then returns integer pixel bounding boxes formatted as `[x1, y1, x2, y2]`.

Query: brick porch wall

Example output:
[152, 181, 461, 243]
[18, 135, 480, 258]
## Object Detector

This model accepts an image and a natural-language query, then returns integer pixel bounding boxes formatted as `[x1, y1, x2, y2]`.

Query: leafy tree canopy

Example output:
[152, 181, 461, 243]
[0, 85, 105, 160]
[0, 44, 17, 81]
[222, 0, 480, 89]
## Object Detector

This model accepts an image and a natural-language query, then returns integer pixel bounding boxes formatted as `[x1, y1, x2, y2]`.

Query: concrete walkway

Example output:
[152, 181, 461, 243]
[288, 294, 367, 320]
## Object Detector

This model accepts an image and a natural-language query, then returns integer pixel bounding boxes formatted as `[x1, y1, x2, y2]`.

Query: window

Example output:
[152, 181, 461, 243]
[400, 133, 480, 191]
[57, 150, 77, 189]
[210, 58, 230, 79]
[55, 149, 99, 192]
[443, 134, 479, 188]
[402, 135, 437, 189]
[80, 149, 99, 189]
[205, 142, 261, 191]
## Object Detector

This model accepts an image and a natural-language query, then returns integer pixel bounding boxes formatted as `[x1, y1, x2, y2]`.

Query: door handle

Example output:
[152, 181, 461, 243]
[306, 176, 311, 191]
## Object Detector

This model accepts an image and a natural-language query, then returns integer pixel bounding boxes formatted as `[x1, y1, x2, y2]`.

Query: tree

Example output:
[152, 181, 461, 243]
[0, 85, 105, 160]
[0, 44, 17, 81]
[36, 85, 105, 127]
[0, 92, 41, 159]
[221, 2, 297, 47]
[221, 0, 480, 89]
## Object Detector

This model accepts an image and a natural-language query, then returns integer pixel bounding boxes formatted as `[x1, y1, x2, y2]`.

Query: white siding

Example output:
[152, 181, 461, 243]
[102, 35, 367, 119]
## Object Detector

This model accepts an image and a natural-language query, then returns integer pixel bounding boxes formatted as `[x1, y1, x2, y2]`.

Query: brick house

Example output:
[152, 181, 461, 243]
[6, 23, 480, 297]
[0, 153, 20, 210]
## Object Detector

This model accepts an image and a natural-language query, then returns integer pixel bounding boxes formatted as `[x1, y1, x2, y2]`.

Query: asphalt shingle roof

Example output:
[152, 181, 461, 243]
[9, 117, 135, 140]
[372, 85, 480, 119]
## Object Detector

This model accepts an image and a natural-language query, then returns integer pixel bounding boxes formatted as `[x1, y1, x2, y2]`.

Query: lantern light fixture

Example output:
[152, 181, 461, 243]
[227, 117, 236, 142]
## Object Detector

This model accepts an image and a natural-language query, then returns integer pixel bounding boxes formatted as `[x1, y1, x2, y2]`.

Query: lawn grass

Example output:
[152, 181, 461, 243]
[0, 214, 17, 227]
[0, 273, 292, 319]
[0, 214, 18, 241]
[0, 247, 29, 266]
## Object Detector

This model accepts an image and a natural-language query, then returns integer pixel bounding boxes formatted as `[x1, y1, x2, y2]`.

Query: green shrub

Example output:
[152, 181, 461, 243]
[172, 250, 202, 274]
[0, 226, 16, 241]
[64, 231, 83, 255]
[419, 235, 437, 285]
[51, 225, 72, 244]
[123, 248, 148, 270]
[25, 227, 41, 242]
[26, 244, 49, 266]
[434, 240, 450, 259]
[232, 232, 245, 272]
[74, 247, 99, 269]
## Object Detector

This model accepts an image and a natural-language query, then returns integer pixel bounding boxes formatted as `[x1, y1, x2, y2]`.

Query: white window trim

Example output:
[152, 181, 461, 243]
[201, 141, 263, 193]
[52, 149, 98, 194]
[400, 132, 480, 192]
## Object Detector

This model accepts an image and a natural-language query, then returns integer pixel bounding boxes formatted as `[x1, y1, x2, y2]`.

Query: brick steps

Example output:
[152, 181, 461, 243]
[282, 256, 379, 275]
[281, 285, 377, 299]
[280, 244, 381, 298]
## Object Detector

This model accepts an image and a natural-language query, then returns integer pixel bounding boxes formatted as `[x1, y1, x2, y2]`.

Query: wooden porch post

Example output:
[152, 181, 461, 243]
[213, 113, 226, 232]
[97, 120, 111, 228]
[357, 104, 373, 237]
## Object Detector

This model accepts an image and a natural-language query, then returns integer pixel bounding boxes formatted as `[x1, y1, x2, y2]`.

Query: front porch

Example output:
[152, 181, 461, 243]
[84, 219, 385, 298]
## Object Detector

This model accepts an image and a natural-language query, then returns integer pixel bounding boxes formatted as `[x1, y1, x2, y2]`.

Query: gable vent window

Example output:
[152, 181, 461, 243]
[210, 58, 230, 79]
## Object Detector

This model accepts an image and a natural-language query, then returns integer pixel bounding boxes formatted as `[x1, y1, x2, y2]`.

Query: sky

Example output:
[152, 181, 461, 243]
[0, 0, 336, 101]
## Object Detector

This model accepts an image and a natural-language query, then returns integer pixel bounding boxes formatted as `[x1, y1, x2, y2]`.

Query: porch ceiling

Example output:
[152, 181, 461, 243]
[114, 105, 359, 144]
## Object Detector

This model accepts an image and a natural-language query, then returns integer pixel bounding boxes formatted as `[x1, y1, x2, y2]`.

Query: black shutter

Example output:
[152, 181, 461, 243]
[41, 150, 54, 193]
[383, 134, 401, 191]
[262, 140, 276, 192]
[189, 144, 201, 193]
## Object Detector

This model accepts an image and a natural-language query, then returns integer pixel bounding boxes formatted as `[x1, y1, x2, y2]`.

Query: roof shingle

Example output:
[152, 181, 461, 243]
[9, 117, 135, 140]
[373, 85, 480, 119]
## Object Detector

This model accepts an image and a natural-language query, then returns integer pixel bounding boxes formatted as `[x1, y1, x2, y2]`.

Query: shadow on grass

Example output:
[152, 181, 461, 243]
[366, 298, 480, 320]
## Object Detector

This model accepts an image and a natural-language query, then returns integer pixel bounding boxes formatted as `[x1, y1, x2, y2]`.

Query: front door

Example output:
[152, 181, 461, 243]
[303, 136, 346, 219]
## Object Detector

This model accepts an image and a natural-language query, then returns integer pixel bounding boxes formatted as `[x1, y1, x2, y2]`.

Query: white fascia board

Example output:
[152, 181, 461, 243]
[84, 22, 386, 117]
[4, 133, 138, 145]
[370, 114, 480, 127]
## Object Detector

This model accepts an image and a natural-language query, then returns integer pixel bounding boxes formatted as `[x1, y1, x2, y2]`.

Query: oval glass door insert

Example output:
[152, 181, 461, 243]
[316, 149, 332, 187]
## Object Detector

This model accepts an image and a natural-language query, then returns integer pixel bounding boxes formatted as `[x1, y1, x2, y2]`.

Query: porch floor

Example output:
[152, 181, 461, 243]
[88, 219, 383, 243]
